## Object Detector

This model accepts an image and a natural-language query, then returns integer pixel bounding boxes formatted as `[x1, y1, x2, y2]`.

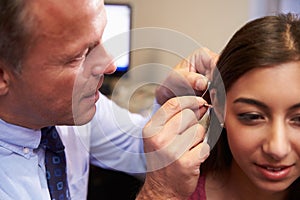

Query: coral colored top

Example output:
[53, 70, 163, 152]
[189, 176, 206, 200]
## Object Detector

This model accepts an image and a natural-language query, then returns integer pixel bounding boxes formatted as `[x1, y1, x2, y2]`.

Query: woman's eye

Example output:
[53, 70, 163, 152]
[290, 115, 300, 126]
[237, 113, 264, 125]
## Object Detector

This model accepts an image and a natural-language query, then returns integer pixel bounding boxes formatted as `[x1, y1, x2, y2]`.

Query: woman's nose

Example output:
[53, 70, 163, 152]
[262, 121, 291, 161]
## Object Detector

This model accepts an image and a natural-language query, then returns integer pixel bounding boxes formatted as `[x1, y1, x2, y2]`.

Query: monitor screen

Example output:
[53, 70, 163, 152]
[103, 3, 132, 76]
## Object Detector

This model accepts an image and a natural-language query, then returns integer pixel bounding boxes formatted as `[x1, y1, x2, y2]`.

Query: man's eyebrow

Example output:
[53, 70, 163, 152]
[233, 98, 268, 109]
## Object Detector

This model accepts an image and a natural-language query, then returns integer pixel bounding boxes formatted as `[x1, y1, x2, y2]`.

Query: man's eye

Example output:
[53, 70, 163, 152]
[86, 47, 93, 56]
[65, 49, 90, 66]
[65, 56, 84, 66]
[237, 113, 264, 125]
[64, 43, 98, 66]
[78, 48, 91, 60]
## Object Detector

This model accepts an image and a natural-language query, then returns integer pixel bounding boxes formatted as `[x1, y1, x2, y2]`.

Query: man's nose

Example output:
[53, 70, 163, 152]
[262, 120, 291, 161]
[85, 44, 117, 76]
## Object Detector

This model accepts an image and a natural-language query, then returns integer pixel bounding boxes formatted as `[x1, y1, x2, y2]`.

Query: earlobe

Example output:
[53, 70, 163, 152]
[209, 88, 225, 124]
[0, 67, 10, 95]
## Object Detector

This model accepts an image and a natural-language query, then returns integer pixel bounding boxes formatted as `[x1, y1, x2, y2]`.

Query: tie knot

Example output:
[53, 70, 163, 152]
[40, 126, 65, 153]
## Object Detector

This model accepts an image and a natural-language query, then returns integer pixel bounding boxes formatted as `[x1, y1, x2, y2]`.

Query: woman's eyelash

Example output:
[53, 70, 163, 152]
[290, 115, 300, 125]
[237, 113, 264, 121]
[237, 112, 300, 127]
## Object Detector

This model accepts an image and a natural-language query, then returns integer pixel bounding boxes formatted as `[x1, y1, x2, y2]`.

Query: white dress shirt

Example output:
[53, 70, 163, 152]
[0, 93, 148, 200]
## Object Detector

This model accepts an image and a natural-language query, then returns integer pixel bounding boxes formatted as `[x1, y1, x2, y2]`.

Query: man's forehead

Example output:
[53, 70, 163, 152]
[27, 0, 105, 36]
[21, 0, 107, 63]
[28, 0, 104, 21]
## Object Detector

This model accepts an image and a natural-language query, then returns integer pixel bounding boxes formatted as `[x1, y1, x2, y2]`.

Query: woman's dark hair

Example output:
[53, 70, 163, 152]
[0, 0, 36, 73]
[201, 13, 300, 198]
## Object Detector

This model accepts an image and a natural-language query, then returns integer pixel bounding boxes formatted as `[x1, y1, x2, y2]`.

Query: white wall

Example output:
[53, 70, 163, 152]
[105, 0, 252, 83]
[106, 0, 251, 52]
[249, 0, 300, 20]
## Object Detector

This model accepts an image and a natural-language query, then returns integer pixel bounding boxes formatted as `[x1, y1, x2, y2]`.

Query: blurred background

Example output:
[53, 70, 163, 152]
[101, 0, 299, 113]
[88, 0, 299, 199]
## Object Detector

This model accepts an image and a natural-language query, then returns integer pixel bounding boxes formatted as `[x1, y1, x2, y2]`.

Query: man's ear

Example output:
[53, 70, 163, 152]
[210, 88, 225, 124]
[0, 65, 10, 96]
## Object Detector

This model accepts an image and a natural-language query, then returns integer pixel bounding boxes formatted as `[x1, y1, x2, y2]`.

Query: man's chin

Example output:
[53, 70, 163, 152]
[72, 107, 96, 126]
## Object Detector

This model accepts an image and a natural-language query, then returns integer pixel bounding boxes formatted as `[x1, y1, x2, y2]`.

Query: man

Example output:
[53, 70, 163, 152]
[0, 0, 216, 199]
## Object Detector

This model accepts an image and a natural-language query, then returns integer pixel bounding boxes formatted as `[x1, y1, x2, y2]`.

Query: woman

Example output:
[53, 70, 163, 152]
[190, 13, 300, 200]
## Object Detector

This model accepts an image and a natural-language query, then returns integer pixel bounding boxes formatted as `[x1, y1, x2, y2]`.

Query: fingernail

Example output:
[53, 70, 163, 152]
[203, 103, 213, 108]
[200, 142, 210, 162]
[196, 76, 208, 91]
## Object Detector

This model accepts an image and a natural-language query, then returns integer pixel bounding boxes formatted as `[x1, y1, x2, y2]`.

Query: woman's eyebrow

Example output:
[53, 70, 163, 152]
[234, 98, 300, 112]
[233, 98, 268, 109]
[288, 103, 300, 111]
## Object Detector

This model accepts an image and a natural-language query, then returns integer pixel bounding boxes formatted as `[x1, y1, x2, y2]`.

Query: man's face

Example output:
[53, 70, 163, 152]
[6, 0, 116, 128]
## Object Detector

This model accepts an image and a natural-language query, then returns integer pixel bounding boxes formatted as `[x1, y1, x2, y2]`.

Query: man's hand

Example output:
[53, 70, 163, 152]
[137, 96, 210, 199]
[155, 47, 219, 105]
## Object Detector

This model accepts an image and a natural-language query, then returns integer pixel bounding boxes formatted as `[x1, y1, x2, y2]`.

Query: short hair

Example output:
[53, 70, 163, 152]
[0, 0, 36, 73]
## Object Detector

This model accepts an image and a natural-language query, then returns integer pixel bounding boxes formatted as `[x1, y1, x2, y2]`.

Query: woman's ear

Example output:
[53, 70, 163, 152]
[210, 88, 225, 125]
[0, 66, 10, 96]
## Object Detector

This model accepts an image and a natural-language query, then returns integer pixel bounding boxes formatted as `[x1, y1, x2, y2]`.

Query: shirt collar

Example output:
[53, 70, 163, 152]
[0, 119, 41, 158]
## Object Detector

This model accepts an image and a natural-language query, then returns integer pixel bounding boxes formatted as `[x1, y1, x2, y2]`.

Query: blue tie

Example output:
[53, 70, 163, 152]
[40, 126, 70, 200]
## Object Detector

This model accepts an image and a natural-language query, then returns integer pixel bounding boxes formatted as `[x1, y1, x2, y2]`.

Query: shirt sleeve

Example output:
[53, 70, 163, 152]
[89, 93, 149, 178]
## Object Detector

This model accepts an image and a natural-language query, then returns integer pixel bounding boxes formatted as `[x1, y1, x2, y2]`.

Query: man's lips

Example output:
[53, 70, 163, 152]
[96, 75, 104, 91]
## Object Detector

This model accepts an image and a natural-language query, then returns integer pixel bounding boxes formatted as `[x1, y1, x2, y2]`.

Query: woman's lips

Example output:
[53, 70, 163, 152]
[255, 163, 294, 181]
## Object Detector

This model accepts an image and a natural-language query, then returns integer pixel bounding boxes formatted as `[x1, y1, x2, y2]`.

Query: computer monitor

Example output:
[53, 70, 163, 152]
[103, 3, 132, 76]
